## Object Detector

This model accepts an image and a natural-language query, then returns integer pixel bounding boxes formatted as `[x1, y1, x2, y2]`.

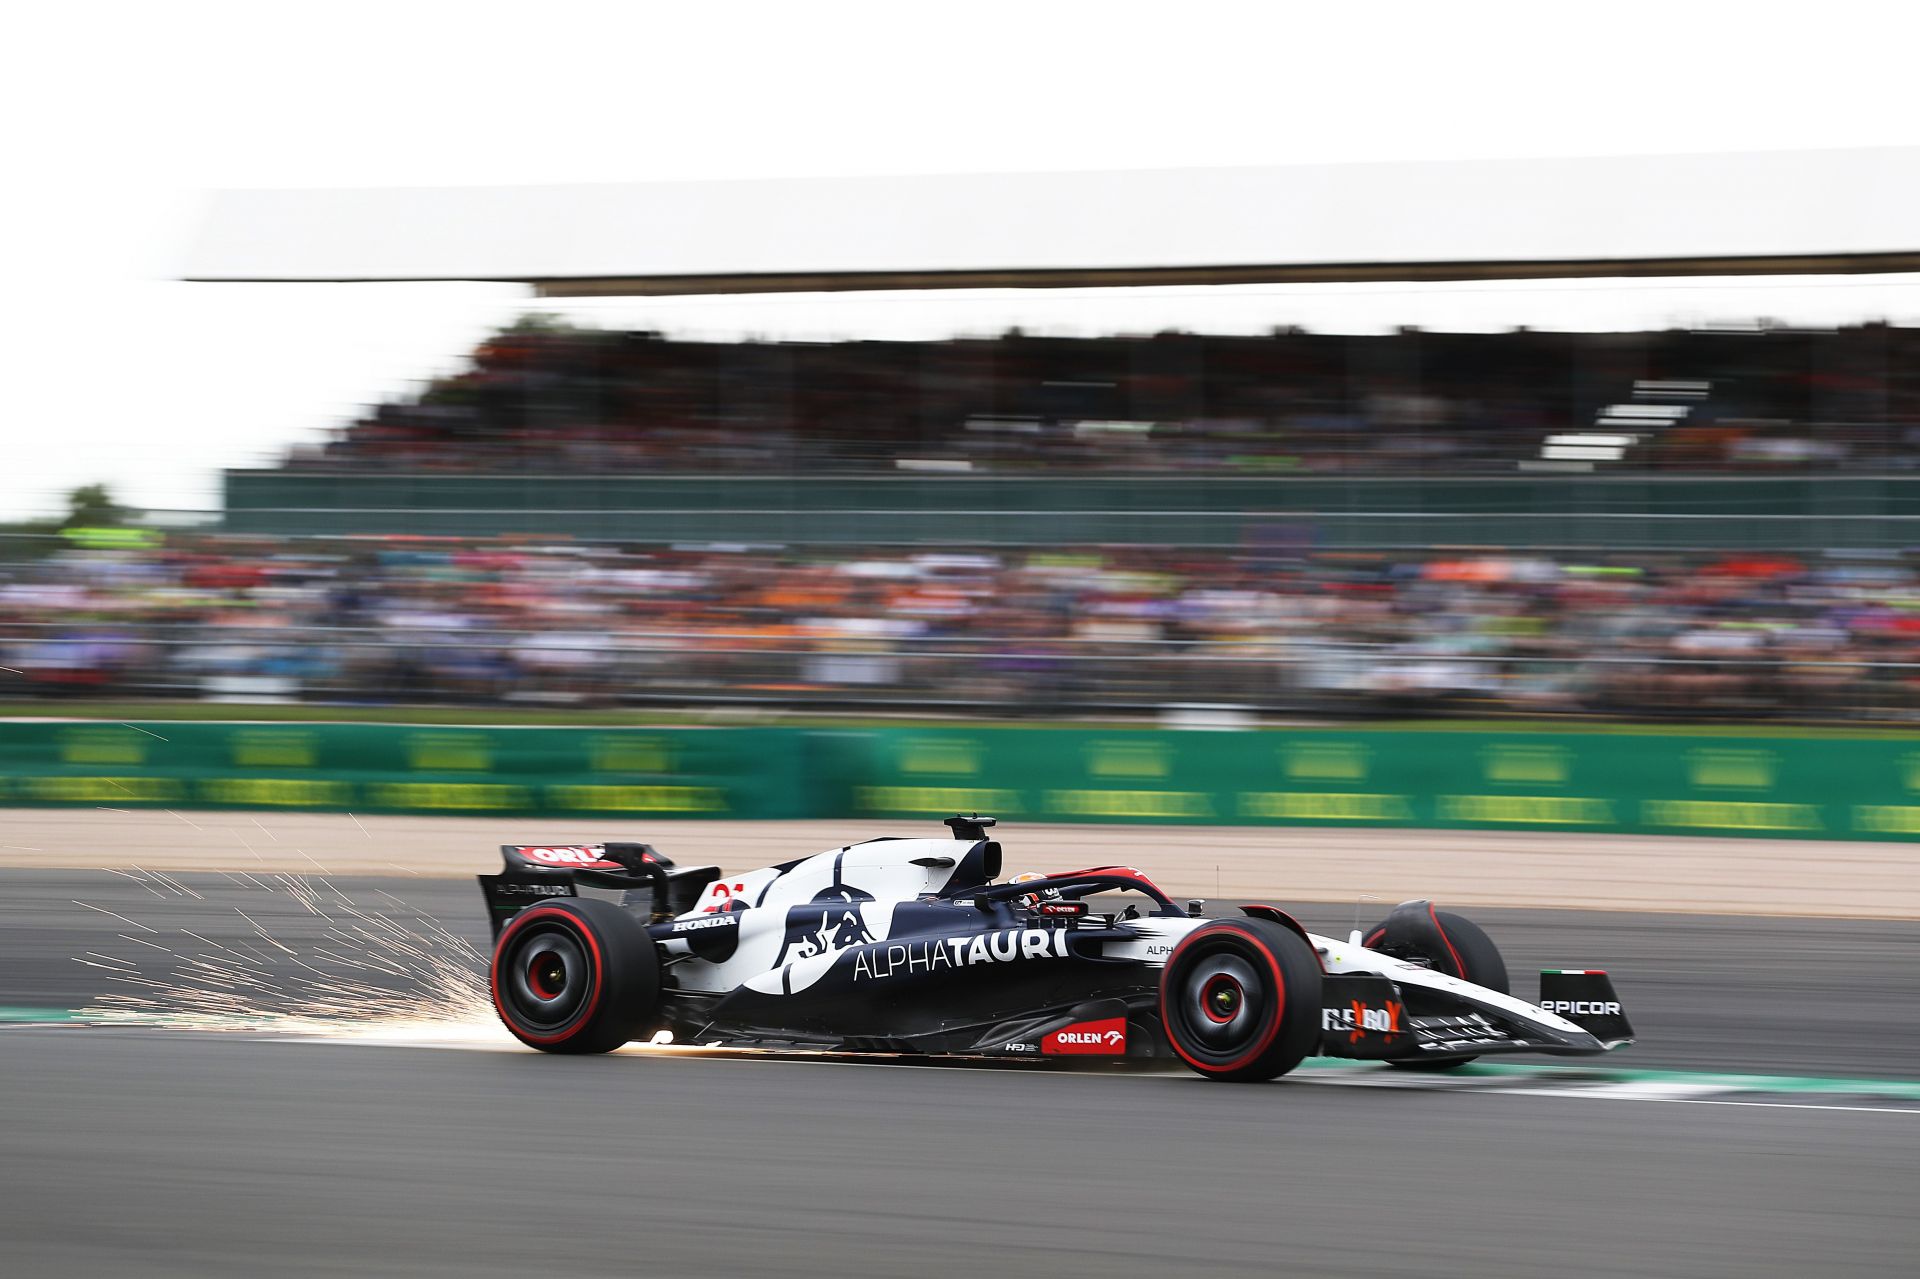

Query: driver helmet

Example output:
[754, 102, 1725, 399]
[1008, 870, 1059, 909]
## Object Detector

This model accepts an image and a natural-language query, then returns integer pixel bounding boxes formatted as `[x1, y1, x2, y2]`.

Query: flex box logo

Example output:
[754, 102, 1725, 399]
[1042, 1017, 1127, 1055]
[1321, 1000, 1403, 1043]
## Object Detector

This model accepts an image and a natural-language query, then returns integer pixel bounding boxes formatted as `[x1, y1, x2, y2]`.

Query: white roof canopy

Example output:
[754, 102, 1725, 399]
[182, 147, 1920, 296]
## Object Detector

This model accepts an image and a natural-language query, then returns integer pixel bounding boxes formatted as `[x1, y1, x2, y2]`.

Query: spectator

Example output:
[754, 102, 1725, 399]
[283, 320, 1920, 478]
[4, 535, 1920, 723]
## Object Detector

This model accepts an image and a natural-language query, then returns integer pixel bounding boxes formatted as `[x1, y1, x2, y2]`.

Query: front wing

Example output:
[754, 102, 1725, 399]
[1316, 966, 1633, 1062]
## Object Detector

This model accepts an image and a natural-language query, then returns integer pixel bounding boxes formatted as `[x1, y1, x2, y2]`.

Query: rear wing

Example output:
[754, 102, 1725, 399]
[478, 842, 677, 939]
[501, 843, 662, 875]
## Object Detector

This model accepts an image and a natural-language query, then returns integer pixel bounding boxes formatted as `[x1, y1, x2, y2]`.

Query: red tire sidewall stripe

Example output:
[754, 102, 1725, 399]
[1161, 925, 1290, 1076]
[491, 906, 606, 1046]
[1426, 904, 1468, 979]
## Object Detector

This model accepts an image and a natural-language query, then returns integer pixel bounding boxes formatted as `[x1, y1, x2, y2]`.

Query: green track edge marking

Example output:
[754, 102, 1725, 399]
[1297, 1056, 1920, 1099]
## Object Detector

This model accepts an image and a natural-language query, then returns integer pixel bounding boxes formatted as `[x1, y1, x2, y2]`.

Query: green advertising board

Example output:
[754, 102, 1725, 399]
[816, 727, 1917, 839]
[2, 721, 1918, 841]
[0, 722, 803, 820]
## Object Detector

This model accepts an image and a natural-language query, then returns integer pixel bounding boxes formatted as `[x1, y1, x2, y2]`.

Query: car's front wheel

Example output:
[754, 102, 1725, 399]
[1159, 919, 1323, 1082]
[490, 897, 660, 1053]
[1363, 907, 1507, 1071]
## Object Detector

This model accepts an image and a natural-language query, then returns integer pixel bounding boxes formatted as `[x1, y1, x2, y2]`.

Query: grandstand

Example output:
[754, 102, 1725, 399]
[223, 320, 1920, 549]
[8, 148, 1913, 722]
[279, 323, 1920, 477]
[190, 150, 1920, 552]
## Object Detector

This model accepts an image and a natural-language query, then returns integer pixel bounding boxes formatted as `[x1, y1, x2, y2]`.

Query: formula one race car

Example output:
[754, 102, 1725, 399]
[479, 817, 1632, 1081]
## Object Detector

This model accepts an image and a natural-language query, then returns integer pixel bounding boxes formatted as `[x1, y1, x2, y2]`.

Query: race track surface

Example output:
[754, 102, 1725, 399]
[3, 869, 1918, 1276]
[1, 1030, 1915, 1278]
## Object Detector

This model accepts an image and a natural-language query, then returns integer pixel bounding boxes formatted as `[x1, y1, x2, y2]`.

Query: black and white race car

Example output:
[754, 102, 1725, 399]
[480, 817, 1632, 1081]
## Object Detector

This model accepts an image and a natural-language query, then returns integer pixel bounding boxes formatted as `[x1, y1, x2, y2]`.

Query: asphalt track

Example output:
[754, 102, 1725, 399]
[2, 1029, 1916, 1278]
[3, 870, 1919, 1276]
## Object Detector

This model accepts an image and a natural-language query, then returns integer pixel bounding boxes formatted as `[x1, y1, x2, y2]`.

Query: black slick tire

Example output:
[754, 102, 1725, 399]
[1364, 908, 1507, 1071]
[490, 897, 660, 1054]
[1159, 918, 1323, 1082]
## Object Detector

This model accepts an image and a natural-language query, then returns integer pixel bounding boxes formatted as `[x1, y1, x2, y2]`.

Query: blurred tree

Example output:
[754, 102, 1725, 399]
[62, 483, 126, 529]
[503, 312, 584, 334]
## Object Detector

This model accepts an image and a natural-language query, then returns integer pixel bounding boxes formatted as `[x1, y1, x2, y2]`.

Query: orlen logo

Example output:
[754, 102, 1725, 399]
[1542, 1000, 1622, 1017]
[520, 846, 620, 868]
[1042, 1016, 1127, 1055]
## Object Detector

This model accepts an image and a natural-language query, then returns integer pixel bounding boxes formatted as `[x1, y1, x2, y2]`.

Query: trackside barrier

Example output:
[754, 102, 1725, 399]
[0, 724, 802, 821]
[2, 722, 1919, 840]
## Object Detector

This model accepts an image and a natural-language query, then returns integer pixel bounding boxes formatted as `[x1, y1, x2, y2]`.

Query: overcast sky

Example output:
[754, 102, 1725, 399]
[6, 0, 1920, 519]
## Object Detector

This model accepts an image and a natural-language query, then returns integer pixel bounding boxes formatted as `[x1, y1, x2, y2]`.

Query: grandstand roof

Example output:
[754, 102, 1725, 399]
[182, 147, 1920, 296]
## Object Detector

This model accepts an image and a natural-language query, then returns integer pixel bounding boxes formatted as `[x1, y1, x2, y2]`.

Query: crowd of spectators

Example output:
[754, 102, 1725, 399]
[6, 535, 1920, 722]
[282, 320, 1920, 476]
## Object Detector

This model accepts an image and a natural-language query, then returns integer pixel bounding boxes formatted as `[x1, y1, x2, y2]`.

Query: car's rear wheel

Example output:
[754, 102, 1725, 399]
[1363, 908, 1507, 1071]
[491, 898, 660, 1053]
[1160, 919, 1322, 1082]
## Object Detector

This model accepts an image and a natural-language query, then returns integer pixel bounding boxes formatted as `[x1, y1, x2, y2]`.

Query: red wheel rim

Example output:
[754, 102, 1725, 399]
[1160, 925, 1290, 1076]
[527, 948, 567, 999]
[1201, 973, 1243, 1023]
[490, 907, 605, 1046]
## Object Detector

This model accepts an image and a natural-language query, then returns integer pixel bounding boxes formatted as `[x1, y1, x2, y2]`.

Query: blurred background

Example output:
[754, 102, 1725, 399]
[9, 5, 1920, 740]
[6, 7, 1920, 1275]
[12, 317, 1920, 725]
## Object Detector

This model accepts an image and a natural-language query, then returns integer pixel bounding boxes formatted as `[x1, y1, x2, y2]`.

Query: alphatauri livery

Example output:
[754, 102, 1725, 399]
[480, 818, 1633, 1081]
